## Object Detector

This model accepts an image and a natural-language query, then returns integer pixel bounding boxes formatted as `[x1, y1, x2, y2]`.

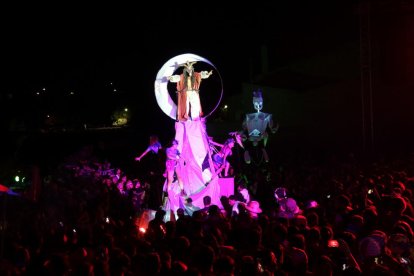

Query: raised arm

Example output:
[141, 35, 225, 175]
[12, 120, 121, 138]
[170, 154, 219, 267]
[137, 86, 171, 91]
[210, 140, 224, 148]
[167, 75, 181, 83]
[200, 70, 213, 79]
[229, 131, 244, 149]
[135, 148, 150, 161]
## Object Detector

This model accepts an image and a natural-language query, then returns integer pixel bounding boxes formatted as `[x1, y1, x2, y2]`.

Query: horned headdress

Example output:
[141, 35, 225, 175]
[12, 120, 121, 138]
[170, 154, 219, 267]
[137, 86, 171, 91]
[183, 61, 197, 74]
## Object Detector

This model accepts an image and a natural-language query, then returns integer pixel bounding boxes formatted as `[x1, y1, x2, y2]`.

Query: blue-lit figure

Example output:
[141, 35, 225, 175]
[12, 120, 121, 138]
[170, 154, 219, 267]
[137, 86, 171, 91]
[134, 135, 162, 162]
[242, 89, 279, 164]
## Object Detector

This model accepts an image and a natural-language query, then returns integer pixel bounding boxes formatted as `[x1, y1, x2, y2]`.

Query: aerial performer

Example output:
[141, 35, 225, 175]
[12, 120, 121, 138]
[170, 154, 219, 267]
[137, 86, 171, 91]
[205, 137, 236, 178]
[164, 139, 185, 195]
[134, 135, 162, 162]
[134, 135, 164, 208]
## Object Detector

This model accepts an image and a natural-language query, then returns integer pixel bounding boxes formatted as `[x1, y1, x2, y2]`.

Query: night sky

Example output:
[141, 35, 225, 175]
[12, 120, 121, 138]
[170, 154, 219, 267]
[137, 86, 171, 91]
[3, 1, 413, 163]
[3, 2, 358, 97]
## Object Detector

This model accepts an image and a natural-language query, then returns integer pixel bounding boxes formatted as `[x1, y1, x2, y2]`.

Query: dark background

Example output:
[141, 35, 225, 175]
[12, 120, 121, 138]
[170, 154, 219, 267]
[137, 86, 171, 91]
[1, 1, 414, 182]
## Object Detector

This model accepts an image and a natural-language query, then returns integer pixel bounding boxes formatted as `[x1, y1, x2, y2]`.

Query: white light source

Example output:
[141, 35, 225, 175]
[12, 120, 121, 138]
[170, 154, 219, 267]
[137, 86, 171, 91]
[154, 53, 223, 120]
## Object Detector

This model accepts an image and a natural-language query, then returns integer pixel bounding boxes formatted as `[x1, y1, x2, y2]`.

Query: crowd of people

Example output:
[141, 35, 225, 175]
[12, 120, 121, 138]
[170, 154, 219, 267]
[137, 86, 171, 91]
[1, 146, 414, 275]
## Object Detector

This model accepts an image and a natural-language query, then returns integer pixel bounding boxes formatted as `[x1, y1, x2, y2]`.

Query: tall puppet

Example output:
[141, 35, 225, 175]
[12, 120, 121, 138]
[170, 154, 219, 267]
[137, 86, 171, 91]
[242, 89, 279, 164]
[155, 53, 223, 217]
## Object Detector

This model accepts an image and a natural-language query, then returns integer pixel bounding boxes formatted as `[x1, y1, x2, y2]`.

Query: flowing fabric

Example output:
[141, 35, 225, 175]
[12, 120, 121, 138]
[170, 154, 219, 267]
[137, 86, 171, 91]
[163, 119, 221, 219]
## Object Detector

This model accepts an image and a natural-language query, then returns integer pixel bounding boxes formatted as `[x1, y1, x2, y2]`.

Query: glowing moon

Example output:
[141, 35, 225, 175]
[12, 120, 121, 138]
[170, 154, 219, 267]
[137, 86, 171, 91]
[154, 53, 223, 120]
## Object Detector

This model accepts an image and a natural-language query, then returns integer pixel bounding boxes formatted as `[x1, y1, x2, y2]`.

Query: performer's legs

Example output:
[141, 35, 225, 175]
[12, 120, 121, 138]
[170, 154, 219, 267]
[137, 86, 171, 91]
[185, 92, 190, 119]
[262, 147, 269, 163]
[263, 133, 269, 147]
[245, 145, 268, 164]
[166, 159, 175, 191]
[167, 169, 174, 191]
[224, 161, 230, 177]
[244, 150, 251, 164]
[188, 91, 201, 120]
[175, 169, 185, 194]
[166, 160, 186, 195]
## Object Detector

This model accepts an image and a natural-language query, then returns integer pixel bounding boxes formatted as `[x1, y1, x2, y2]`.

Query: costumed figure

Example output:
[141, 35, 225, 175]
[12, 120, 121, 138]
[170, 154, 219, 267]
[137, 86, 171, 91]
[211, 138, 236, 177]
[134, 135, 162, 162]
[155, 53, 224, 219]
[165, 139, 186, 196]
[134, 135, 164, 208]
[242, 89, 279, 164]
[274, 187, 303, 219]
[168, 61, 213, 121]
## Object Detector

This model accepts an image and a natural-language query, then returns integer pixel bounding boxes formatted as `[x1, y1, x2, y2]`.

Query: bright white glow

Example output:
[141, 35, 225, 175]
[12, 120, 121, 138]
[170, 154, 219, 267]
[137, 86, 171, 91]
[224, 105, 228, 109]
[154, 53, 222, 120]
[124, 108, 128, 112]
[139, 227, 146, 233]
[70, 91, 75, 95]
[42, 88, 46, 91]
[15, 175, 20, 182]
[113, 89, 117, 92]
[36, 92, 40, 95]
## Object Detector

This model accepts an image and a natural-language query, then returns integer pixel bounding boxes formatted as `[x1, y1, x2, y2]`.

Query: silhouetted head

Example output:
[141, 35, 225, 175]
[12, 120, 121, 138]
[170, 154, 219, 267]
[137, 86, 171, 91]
[253, 89, 263, 112]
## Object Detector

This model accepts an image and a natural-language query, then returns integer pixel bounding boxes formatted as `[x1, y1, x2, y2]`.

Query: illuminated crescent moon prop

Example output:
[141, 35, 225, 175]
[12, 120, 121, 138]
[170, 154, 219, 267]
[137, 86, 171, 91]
[154, 53, 223, 120]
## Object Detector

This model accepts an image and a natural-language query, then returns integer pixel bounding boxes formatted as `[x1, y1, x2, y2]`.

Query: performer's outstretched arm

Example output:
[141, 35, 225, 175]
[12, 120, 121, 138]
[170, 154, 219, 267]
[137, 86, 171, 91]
[135, 148, 150, 161]
[209, 140, 224, 148]
[167, 75, 180, 83]
[200, 70, 213, 79]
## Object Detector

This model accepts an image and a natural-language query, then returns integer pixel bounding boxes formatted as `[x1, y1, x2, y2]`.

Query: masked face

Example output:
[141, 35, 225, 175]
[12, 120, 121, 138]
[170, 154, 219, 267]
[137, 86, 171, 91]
[253, 97, 263, 112]
[184, 61, 195, 76]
